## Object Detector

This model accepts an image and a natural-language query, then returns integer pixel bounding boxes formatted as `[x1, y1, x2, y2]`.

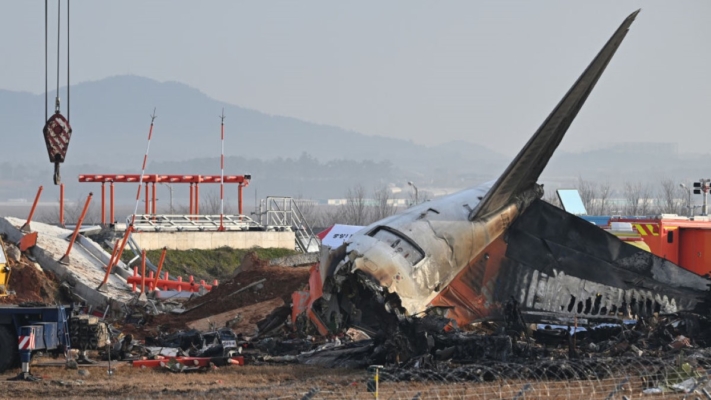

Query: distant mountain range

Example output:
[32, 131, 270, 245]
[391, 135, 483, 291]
[0, 75, 506, 174]
[0, 75, 513, 203]
[0, 75, 707, 204]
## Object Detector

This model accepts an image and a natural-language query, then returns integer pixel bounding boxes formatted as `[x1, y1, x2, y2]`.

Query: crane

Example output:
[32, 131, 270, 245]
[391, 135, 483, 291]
[41, 0, 73, 185]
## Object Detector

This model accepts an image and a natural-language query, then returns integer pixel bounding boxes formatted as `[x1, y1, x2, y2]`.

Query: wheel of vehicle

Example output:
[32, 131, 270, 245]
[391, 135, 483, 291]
[0, 326, 18, 373]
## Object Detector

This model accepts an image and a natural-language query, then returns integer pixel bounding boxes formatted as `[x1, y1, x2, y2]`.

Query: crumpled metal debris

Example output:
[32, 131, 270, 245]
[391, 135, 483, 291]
[145, 327, 239, 358]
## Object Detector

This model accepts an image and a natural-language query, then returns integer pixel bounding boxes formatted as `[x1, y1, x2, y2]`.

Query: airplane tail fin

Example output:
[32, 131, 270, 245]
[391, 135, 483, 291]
[469, 10, 640, 221]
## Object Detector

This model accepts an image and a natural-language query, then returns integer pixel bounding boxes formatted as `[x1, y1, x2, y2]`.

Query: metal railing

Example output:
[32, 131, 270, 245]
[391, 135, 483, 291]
[128, 214, 262, 232]
[259, 197, 320, 253]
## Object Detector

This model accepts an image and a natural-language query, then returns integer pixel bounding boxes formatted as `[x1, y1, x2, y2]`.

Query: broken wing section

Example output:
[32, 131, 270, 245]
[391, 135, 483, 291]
[470, 10, 639, 221]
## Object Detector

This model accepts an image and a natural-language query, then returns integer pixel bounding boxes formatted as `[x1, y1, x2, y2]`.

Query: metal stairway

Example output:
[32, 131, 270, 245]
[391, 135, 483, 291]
[258, 197, 320, 253]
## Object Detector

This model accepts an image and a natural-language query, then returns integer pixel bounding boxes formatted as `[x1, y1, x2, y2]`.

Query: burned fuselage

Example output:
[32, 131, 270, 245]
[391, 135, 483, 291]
[316, 182, 537, 332]
[314, 190, 710, 334]
[310, 10, 711, 336]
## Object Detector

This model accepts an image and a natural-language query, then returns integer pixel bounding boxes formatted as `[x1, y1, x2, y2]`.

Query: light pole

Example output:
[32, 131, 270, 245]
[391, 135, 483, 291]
[680, 183, 692, 217]
[407, 181, 418, 206]
[161, 183, 174, 214]
[694, 179, 711, 216]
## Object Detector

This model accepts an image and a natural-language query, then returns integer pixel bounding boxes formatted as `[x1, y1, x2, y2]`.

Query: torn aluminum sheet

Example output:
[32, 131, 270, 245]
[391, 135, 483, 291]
[145, 347, 182, 358]
[308, 11, 711, 336]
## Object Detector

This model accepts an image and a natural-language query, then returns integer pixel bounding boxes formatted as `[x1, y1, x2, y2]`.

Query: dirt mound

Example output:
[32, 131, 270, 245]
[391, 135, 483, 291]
[0, 251, 65, 305]
[139, 251, 312, 335]
[237, 250, 270, 274]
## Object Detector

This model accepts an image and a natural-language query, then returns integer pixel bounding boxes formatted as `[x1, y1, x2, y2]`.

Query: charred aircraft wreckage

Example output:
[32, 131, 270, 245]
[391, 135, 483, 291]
[303, 10, 711, 360]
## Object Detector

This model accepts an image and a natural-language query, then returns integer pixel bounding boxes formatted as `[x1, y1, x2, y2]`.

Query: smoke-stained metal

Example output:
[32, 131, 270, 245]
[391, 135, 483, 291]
[309, 10, 711, 337]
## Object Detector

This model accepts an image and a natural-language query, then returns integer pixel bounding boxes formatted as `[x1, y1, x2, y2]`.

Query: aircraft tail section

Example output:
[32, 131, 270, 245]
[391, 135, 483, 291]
[470, 10, 640, 221]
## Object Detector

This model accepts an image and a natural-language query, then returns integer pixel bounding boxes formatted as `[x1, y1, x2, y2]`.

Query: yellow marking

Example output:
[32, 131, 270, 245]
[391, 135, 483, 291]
[633, 224, 647, 236]
[646, 224, 659, 236]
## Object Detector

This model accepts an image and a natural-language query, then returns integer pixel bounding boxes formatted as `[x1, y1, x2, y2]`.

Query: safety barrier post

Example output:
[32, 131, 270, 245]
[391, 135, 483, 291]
[151, 181, 157, 217]
[238, 183, 244, 218]
[144, 182, 149, 214]
[140, 250, 146, 294]
[97, 224, 132, 291]
[100, 183, 106, 226]
[20, 186, 43, 233]
[195, 183, 200, 216]
[131, 267, 138, 292]
[109, 181, 115, 224]
[152, 247, 167, 290]
[106, 239, 120, 271]
[189, 183, 194, 216]
[367, 365, 384, 399]
[126, 273, 215, 293]
[58, 192, 93, 264]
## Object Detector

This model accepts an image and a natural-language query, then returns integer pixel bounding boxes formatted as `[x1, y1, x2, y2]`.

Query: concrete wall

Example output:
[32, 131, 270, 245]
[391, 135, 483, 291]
[130, 230, 296, 250]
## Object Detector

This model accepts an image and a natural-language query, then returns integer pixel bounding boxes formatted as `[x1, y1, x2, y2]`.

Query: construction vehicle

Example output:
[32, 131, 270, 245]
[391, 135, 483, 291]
[0, 2, 112, 379]
[0, 305, 73, 379]
[0, 238, 111, 379]
[0, 238, 70, 378]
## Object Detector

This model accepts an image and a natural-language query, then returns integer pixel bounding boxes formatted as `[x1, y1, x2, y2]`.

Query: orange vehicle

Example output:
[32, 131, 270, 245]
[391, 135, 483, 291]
[610, 215, 711, 277]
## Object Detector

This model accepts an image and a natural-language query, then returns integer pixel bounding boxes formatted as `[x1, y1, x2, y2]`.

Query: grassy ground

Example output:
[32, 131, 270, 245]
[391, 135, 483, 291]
[119, 247, 297, 281]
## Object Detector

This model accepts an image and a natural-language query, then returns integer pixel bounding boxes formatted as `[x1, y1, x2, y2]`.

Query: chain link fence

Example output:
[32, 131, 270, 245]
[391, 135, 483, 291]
[257, 356, 711, 399]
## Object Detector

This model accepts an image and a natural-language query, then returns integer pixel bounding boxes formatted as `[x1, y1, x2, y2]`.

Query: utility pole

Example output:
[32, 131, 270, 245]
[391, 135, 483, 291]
[408, 181, 419, 206]
[680, 183, 692, 217]
[693, 179, 710, 216]
[161, 183, 174, 214]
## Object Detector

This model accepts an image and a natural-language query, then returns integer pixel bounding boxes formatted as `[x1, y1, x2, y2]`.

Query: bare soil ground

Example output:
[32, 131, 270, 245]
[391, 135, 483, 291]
[0, 361, 667, 399]
[1, 362, 364, 399]
[123, 253, 311, 338]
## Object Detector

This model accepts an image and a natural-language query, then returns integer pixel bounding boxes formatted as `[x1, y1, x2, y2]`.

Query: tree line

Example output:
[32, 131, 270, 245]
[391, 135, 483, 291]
[544, 177, 699, 217]
[40, 177, 701, 227]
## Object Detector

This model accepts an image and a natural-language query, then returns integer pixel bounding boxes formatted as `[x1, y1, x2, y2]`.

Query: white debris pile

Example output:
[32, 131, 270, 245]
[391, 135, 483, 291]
[0, 217, 133, 307]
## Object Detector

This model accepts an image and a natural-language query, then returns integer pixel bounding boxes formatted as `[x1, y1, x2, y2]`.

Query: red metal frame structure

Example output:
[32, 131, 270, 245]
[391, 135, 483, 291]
[78, 174, 251, 225]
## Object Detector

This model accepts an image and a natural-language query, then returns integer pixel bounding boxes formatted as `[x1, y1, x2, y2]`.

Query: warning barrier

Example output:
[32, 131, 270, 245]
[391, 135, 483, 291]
[127, 267, 218, 293]
[131, 356, 243, 369]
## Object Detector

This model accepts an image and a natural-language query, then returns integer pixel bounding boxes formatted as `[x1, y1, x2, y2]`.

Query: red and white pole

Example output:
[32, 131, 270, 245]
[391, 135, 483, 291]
[219, 109, 225, 231]
[98, 110, 156, 291]
[131, 110, 157, 227]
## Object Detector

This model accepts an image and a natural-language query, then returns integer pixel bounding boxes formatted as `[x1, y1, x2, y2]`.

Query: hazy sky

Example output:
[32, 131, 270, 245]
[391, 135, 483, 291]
[1, 1, 709, 156]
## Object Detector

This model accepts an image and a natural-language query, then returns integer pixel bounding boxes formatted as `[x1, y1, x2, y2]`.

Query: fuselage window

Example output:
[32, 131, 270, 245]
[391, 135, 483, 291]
[368, 227, 425, 265]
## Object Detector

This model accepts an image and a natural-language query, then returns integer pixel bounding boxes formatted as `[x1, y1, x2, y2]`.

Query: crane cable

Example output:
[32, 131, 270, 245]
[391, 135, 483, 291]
[45, 0, 70, 119]
[43, 0, 71, 185]
[56, 0, 60, 113]
[44, 0, 47, 123]
[67, 0, 70, 123]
